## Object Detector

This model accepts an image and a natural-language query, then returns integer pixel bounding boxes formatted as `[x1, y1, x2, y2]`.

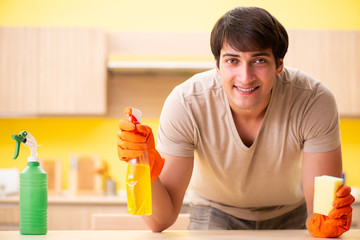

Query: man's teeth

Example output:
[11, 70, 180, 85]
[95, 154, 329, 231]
[236, 86, 257, 92]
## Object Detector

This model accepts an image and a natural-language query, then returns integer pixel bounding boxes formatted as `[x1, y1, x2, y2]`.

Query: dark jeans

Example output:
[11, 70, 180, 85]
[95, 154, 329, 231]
[188, 203, 307, 230]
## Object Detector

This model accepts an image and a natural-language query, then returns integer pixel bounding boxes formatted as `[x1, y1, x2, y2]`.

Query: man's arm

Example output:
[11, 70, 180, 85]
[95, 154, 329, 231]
[142, 152, 194, 232]
[302, 145, 343, 227]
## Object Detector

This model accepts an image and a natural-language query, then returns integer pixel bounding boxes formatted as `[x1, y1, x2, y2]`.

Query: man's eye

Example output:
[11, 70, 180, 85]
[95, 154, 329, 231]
[254, 58, 267, 64]
[226, 59, 238, 64]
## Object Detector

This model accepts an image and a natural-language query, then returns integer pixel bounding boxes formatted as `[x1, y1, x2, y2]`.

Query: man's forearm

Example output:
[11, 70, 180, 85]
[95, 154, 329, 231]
[142, 154, 193, 232]
[142, 178, 181, 232]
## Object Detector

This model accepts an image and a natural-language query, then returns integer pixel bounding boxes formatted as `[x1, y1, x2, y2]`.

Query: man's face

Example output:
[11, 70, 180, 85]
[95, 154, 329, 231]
[216, 43, 283, 115]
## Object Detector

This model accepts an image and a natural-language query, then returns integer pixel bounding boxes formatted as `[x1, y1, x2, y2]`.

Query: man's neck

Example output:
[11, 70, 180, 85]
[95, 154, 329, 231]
[229, 94, 271, 147]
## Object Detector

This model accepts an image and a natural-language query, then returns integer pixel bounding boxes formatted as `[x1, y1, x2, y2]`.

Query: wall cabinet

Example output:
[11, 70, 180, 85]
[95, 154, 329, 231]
[0, 27, 107, 116]
[285, 30, 360, 117]
[106, 30, 360, 117]
[1, 29, 359, 117]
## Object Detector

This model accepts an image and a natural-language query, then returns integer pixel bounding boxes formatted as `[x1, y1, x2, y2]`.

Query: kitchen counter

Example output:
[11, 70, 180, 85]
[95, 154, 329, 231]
[0, 195, 128, 205]
[0, 192, 190, 205]
[0, 195, 131, 230]
[0, 195, 358, 230]
[0, 194, 190, 230]
[1, 230, 360, 240]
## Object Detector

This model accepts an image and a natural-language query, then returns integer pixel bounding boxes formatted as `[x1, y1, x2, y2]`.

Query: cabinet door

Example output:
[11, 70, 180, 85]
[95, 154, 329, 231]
[0, 27, 107, 116]
[37, 28, 107, 115]
[286, 30, 360, 116]
[0, 27, 38, 116]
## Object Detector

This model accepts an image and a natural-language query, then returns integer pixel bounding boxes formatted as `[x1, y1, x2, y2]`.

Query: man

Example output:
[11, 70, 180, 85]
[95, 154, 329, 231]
[117, 7, 354, 237]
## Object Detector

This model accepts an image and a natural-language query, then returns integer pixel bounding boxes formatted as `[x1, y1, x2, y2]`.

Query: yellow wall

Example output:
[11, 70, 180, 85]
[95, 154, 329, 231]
[1, 118, 159, 190]
[340, 119, 360, 186]
[0, 0, 360, 31]
[1, 0, 360, 190]
[2, 118, 360, 191]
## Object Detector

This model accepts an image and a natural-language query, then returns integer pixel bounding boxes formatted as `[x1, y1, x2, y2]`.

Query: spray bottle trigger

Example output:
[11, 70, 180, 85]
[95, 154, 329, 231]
[11, 131, 28, 160]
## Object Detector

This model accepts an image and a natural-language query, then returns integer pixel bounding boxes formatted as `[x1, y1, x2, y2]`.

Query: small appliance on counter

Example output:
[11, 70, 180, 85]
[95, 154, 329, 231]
[0, 168, 19, 196]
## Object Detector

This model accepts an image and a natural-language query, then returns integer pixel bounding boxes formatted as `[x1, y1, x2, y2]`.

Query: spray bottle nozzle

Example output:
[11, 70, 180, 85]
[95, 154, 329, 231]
[11, 131, 40, 161]
[125, 107, 142, 124]
[12, 131, 28, 159]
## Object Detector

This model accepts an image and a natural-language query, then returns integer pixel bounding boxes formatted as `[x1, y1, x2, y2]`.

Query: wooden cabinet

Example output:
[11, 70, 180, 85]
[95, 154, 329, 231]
[1, 29, 359, 117]
[0, 27, 107, 116]
[0, 196, 127, 230]
[285, 30, 360, 117]
[0, 195, 190, 230]
[106, 30, 360, 117]
[353, 202, 360, 228]
[0, 195, 357, 230]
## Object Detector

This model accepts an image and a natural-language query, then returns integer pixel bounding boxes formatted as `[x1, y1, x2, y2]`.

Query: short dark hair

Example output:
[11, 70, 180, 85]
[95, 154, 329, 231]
[210, 7, 288, 68]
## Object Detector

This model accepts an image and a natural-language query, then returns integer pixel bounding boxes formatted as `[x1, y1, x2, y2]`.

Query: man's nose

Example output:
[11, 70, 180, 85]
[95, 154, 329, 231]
[236, 64, 254, 84]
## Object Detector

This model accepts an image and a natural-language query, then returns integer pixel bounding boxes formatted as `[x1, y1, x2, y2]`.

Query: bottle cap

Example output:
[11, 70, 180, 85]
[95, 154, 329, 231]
[28, 156, 40, 162]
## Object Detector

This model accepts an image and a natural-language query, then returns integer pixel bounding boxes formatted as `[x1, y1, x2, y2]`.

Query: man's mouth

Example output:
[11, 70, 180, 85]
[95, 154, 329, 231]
[234, 86, 259, 93]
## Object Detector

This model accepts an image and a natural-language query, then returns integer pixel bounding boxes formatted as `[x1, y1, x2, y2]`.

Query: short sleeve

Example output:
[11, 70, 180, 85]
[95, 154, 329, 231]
[157, 88, 196, 157]
[301, 83, 341, 153]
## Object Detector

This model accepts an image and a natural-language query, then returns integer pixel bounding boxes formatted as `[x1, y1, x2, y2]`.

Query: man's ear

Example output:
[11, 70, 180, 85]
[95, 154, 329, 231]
[276, 58, 284, 75]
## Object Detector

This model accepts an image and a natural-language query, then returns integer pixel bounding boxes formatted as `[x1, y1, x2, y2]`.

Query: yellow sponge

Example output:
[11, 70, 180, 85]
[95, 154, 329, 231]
[313, 175, 343, 216]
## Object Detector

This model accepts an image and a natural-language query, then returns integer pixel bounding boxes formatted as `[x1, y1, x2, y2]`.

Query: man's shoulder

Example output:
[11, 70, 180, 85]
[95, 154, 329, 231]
[173, 69, 222, 97]
[279, 67, 321, 91]
[273, 67, 336, 114]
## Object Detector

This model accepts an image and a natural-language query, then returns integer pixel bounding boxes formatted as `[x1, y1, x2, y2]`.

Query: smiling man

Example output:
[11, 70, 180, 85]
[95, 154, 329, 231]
[117, 7, 354, 237]
[217, 46, 283, 147]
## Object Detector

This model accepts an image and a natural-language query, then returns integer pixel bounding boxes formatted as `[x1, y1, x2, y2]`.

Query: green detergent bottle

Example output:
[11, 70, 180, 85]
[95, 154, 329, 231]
[12, 131, 47, 235]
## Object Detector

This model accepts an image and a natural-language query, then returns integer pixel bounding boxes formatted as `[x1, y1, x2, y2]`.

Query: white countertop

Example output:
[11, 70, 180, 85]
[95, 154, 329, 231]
[1, 230, 360, 240]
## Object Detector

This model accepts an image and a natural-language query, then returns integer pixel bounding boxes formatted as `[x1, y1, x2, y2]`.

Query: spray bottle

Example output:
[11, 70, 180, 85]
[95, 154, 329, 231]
[125, 108, 152, 215]
[12, 131, 47, 235]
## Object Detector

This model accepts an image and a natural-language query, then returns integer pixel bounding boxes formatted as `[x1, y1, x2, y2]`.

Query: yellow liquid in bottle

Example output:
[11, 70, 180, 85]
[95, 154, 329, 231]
[126, 163, 152, 215]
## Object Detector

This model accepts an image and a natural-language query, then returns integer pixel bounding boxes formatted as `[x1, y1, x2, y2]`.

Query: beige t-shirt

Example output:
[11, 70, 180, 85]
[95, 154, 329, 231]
[157, 67, 341, 221]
